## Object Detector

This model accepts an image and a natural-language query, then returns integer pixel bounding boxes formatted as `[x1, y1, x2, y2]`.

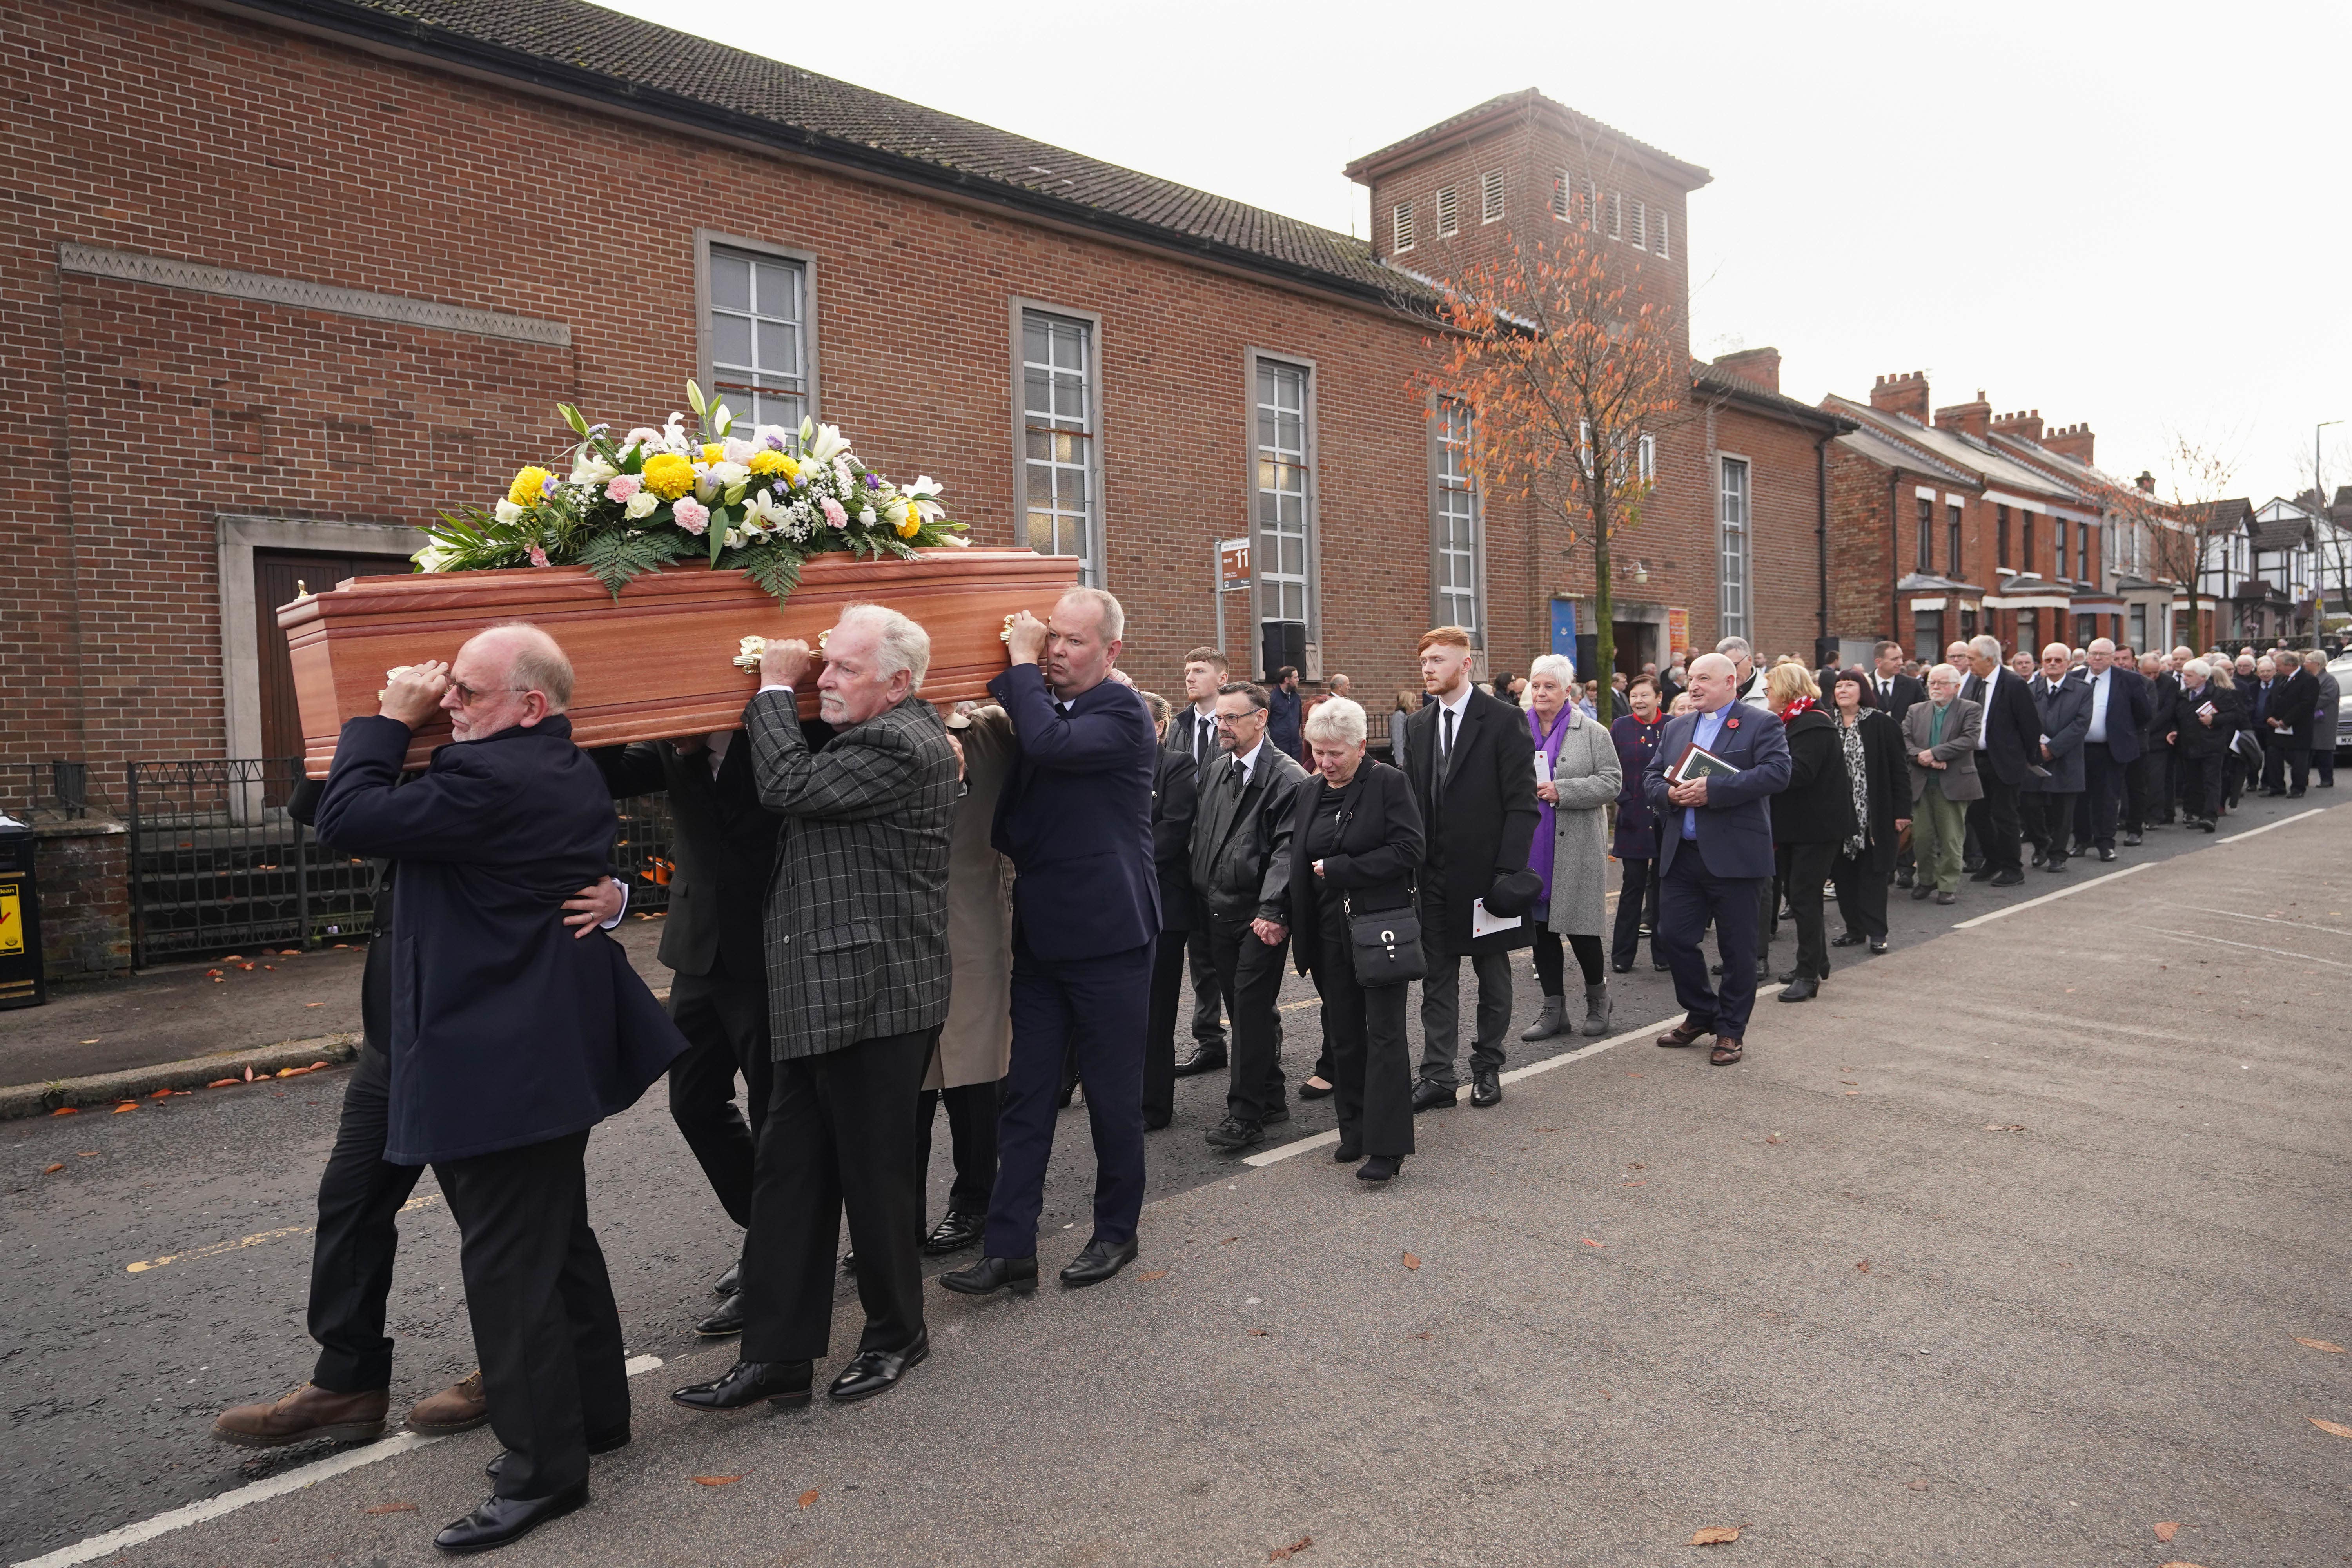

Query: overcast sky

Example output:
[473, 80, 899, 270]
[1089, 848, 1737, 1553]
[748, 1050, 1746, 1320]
[611, 0, 2347, 506]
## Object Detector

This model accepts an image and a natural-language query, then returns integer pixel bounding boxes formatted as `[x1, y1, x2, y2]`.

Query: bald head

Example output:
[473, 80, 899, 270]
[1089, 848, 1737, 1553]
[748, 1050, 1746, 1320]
[1686, 652, 1737, 713]
[446, 621, 572, 741]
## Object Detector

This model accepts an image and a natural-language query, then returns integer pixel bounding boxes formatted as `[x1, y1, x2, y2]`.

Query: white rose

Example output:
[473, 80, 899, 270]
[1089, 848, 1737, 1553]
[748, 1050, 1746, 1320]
[624, 488, 660, 519]
[708, 461, 749, 487]
[494, 499, 524, 525]
[858, 506, 878, 527]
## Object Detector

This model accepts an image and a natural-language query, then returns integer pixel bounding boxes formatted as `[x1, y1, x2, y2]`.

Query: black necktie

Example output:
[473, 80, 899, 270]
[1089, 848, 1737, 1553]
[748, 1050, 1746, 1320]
[1436, 707, 1456, 809]
[1194, 713, 1207, 763]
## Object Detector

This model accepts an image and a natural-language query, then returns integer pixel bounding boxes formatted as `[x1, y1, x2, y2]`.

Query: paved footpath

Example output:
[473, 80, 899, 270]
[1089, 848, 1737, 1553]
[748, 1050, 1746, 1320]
[4, 794, 2348, 1565]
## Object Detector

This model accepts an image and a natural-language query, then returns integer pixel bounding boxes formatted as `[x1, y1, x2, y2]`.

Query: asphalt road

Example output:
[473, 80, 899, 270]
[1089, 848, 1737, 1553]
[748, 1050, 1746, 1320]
[3, 785, 2347, 1564]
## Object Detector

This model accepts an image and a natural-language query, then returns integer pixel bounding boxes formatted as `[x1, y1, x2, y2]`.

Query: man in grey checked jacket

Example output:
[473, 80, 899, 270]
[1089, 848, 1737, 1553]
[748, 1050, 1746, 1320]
[672, 604, 958, 1415]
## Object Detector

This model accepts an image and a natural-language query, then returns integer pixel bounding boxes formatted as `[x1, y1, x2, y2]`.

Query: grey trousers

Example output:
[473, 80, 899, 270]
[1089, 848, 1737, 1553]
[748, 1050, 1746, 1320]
[1416, 940, 1514, 1090]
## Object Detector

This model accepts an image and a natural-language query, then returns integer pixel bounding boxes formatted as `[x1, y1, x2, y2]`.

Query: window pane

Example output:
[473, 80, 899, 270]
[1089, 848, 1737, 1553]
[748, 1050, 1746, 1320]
[1018, 309, 1098, 583]
[709, 247, 807, 430]
[711, 254, 751, 311]
[712, 312, 752, 368]
[753, 263, 800, 320]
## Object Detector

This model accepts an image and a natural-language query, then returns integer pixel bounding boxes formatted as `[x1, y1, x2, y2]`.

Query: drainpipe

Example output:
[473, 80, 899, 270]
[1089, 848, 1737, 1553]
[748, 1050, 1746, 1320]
[1815, 433, 1832, 659]
[1887, 473, 1900, 648]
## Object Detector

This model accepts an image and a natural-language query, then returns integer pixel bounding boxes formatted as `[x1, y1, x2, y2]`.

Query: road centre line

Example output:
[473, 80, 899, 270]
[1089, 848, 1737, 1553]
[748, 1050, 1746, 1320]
[1949, 862, 2152, 928]
[11, 1357, 667, 1568]
[125, 1193, 442, 1274]
[2149, 928, 2352, 970]
[1242, 1014, 1684, 1168]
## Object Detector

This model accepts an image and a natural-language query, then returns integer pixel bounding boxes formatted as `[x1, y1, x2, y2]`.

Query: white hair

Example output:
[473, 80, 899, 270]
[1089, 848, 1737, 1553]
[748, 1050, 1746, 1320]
[1969, 634, 2002, 661]
[2184, 658, 2211, 679]
[1302, 695, 1368, 748]
[1056, 586, 1124, 643]
[477, 621, 575, 711]
[835, 603, 932, 693]
[1528, 653, 1575, 688]
[1926, 662, 1961, 686]
[1715, 635, 1753, 660]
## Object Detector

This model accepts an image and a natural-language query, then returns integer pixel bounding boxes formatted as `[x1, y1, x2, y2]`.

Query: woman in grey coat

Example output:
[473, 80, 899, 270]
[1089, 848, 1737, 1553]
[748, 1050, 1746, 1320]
[1519, 657, 1623, 1041]
[2306, 651, 2339, 788]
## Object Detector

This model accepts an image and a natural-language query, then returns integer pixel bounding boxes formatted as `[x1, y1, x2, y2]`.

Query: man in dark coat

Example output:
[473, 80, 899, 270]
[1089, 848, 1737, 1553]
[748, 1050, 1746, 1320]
[311, 624, 685, 1555]
[2132, 652, 2180, 832]
[1266, 665, 1305, 760]
[1165, 648, 1229, 1073]
[2021, 642, 2093, 873]
[2071, 637, 2153, 862]
[592, 711, 827, 1337]
[2164, 657, 2240, 829]
[1868, 641, 1928, 727]
[673, 605, 957, 1416]
[1400, 627, 1539, 1111]
[1643, 652, 1793, 1065]
[1142, 707, 1201, 1130]
[944, 587, 1160, 1296]
[1189, 681, 1308, 1150]
[2263, 652, 2320, 797]
[211, 791, 625, 1454]
[1959, 634, 2043, 886]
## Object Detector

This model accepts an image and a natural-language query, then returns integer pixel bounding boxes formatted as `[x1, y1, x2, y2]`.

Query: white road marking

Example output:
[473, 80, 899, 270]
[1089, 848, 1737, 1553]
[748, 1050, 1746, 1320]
[1949, 862, 2152, 928]
[2149, 928, 2352, 970]
[2211, 807, 2323, 844]
[1240, 1014, 1685, 1167]
[12, 1356, 668, 1567]
[2160, 903, 2352, 938]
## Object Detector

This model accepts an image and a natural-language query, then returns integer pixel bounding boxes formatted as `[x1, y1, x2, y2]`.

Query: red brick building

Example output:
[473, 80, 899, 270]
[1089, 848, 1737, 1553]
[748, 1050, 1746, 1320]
[5, 0, 1839, 975]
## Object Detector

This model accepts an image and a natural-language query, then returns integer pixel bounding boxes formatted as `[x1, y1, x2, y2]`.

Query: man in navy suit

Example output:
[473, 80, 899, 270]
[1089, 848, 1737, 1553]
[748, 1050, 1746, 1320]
[944, 587, 1160, 1296]
[2071, 637, 2152, 862]
[312, 624, 686, 1555]
[1642, 653, 1792, 1066]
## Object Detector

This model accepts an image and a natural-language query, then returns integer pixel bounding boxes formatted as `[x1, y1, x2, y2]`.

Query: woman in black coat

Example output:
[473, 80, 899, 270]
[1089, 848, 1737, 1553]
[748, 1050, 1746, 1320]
[1826, 669, 1913, 955]
[1764, 663, 1853, 1002]
[1286, 696, 1425, 1183]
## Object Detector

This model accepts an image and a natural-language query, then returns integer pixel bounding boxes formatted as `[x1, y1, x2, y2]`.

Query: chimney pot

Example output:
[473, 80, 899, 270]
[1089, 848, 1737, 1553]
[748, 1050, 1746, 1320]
[1869, 368, 1931, 423]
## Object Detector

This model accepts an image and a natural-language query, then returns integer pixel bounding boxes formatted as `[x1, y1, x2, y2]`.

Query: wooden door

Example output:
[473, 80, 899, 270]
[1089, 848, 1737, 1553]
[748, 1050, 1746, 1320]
[254, 550, 413, 779]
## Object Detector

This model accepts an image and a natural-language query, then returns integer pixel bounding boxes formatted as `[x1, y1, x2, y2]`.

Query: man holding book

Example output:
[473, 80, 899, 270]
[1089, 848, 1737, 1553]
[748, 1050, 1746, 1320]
[1642, 653, 1792, 1067]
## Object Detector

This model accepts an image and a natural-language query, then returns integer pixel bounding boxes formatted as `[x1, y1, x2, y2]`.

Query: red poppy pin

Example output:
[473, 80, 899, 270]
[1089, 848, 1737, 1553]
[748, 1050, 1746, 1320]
[1726, 717, 1740, 730]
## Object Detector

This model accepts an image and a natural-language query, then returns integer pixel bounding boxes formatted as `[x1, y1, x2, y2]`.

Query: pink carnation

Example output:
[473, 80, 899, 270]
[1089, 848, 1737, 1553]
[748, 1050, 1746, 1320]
[605, 474, 641, 503]
[671, 497, 710, 535]
[820, 497, 849, 529]
[527, 546, 550, 568]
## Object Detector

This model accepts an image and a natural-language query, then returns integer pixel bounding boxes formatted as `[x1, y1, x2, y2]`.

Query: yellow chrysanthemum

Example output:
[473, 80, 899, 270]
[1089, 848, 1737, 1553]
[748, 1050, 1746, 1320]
[893, 505, 922, 540]
[749, 450, 797, 478]
[701, 443, 725, 465]
[506, 466, 554, 507]
[641, 452, 697, 501]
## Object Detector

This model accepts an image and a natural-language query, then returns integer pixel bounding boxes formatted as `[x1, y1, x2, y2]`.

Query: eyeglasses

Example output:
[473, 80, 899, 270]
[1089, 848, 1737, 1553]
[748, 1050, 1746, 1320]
[448, 681, 524, 708]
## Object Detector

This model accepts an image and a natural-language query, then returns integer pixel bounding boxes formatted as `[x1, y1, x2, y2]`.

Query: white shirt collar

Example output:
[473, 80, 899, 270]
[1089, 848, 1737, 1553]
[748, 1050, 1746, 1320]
[1434, 683, 1474, 720]
[1233, 736, 1267, 780]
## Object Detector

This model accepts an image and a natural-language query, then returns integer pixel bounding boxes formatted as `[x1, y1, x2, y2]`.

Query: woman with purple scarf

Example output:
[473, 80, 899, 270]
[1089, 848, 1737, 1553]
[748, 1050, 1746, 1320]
[1519, 655, 1622, 1042]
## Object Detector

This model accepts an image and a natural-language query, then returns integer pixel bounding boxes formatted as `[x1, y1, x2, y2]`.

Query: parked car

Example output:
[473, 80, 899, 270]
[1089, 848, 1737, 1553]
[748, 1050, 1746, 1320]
[2331, 653, 2352, 757]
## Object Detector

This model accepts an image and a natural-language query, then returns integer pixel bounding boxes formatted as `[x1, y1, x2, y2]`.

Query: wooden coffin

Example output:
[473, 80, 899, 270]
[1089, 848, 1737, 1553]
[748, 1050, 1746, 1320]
[276, 548, 1082, 777]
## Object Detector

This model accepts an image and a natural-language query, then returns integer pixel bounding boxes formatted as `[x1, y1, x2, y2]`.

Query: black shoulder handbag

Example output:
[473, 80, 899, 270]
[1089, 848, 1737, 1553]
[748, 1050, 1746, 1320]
[1331, 773, 1425, 986]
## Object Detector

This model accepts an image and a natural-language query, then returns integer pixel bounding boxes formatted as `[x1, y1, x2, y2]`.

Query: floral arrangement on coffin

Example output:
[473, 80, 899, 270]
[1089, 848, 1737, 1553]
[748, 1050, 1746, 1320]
[413, 381, 967, 603]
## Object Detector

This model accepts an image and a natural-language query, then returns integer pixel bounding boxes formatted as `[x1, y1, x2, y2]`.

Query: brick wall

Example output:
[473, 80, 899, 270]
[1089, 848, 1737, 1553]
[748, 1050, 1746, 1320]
[33, 822, 132, 981]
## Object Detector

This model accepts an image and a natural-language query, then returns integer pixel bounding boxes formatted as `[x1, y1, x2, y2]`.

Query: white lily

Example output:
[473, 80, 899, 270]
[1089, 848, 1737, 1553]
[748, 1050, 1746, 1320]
[741, 490, 793, 535]
[799, 417, 850, 467]
[708, 460, 750, 488]
[494, 499, 525, 525]
[412, 544, 452, 572]
[568, 453, 618, 485]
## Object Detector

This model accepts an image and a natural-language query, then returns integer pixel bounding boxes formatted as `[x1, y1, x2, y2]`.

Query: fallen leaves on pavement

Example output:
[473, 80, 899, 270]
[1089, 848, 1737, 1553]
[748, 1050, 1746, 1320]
[2294, 1337, 2345, 1353]
[797, 1489, 819, 1508]
[1691, 1526, 1740, 1545]
[111, 1103, 138, 1114]
[692, 1474, 744, 1487]
[205, 1078, 240, 1089]
[1136, 1269, 1169, 1282]
[1856, 1261, 1871, 1273]
[1401, 1252, 1420, 1270]
[1984, 1123, 2027, 1132]
[1581, 1238, 1604, 1248]
[1268, 1537, 1313, 1561]
[43, 1163, 63, 1174]
[2153, 1522, 2179, 1541]
[362, 1502, 417, 1515]
[2309, 1417, 2352, 1439]
[1247, 1328, 1270, 1336]
[49, 1107, 77, 1116]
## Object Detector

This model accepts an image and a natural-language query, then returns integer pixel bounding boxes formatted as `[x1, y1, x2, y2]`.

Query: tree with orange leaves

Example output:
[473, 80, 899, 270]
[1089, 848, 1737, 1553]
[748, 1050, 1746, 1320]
[1414, 227, 1681, 701]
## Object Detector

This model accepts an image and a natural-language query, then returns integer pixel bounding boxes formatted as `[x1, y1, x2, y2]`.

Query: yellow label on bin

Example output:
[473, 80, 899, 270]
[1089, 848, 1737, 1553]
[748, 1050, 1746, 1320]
[0, 885, 20, 955]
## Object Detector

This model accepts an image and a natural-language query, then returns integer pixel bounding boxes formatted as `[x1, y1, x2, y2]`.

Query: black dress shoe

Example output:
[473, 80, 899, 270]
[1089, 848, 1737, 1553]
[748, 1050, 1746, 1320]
[840, 1250, 856, 1273]
[1894, 868, 1914, 889]
[1142, 1111, 1171, 1131]
[828, 1331, 928, 1403]
[1989, 869, 2024, 886]
[1204, 1115, 1265, 1150]
[694, 1293, 745, 1338]
[922, 1211, 985, 1256]
[1935, 890, 1958, 905]
[2096, 847, 2117, 862]
[713, 1261, 740, 1298]
[1410, 1079, 1458, 1113]
[670, 1359, 813, 1412]
[1171, 1047, 1227, 1077]
[940, 1254, 1037, 1296]
[1776, 967, 1798, 984]
[2043, 858, 2069, 873]
[1910, 883, 1934, 900]
[2030, 851, 2047, 869]
[1653, 957, 1671, 972]
[1356, 1155, 1401, 1182]
[1298, 1078, 1334, 1100]
[2122, 832, 2143, 846]
[1868, 938, 1888, 955]
[1332, 1140, 1363, 1163]
[1259, 1103, 1292, 1126]
[1060, 1236, 1138, 1287]
[1831, 931, 1864, 947]
[1469, 1067, 1501, 1107]
[486, 1430, 628, 1483]
[1612, 960, 1632, 974]
[1778, 974, 1819, 1002]
[1969, 867, 1994, 882]
[433, 1482, 588, 1555]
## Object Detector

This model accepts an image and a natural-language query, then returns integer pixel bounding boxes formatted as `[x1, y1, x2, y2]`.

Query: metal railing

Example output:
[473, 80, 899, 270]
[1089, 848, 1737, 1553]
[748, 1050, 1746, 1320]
[5, 760, 101, 822]
[123, 759, 674, 967]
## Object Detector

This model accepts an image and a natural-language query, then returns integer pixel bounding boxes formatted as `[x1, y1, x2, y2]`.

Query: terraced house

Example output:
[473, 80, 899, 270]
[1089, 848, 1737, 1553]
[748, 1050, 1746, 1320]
[7, 0, 1837, 978]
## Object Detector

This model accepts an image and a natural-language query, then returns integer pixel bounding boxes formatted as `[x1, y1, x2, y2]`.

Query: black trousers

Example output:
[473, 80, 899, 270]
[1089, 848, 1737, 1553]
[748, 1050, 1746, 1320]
[739, 1029, 934, 1365]
[2130, 744, 2170, 827]
[1830, 848, 1890, 941]
[1209, 911, 1291, 1125]
[433, 1130, 628, 1502]
[1967, 773, 2025, 874]
[1310, 934, 1412, 1159]
[1531, 920, 1604, 992]
[2178, 751, 2224, 822]
[1141, 929, 1188, 1124]
[1610, 858, 1659, 968]
[664, 963, 772, 1230]
[917, 1079, 999, 1218]
[1775, 841, 1836, 980]
[2081, 741, 2129, 850]
[2279, 746, 2312, 795]
[2020, 790, 2080, 865]
[1185, 924, 1224, 1046]
[987, 935, 1150, 1258]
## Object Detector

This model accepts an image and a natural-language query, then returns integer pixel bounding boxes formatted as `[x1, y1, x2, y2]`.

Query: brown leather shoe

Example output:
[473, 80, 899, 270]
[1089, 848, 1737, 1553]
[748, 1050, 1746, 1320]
[212, 1384, 388, 1448]
[406, 1370, 490, 1435]
[1655, 1021, 1713, 1049]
